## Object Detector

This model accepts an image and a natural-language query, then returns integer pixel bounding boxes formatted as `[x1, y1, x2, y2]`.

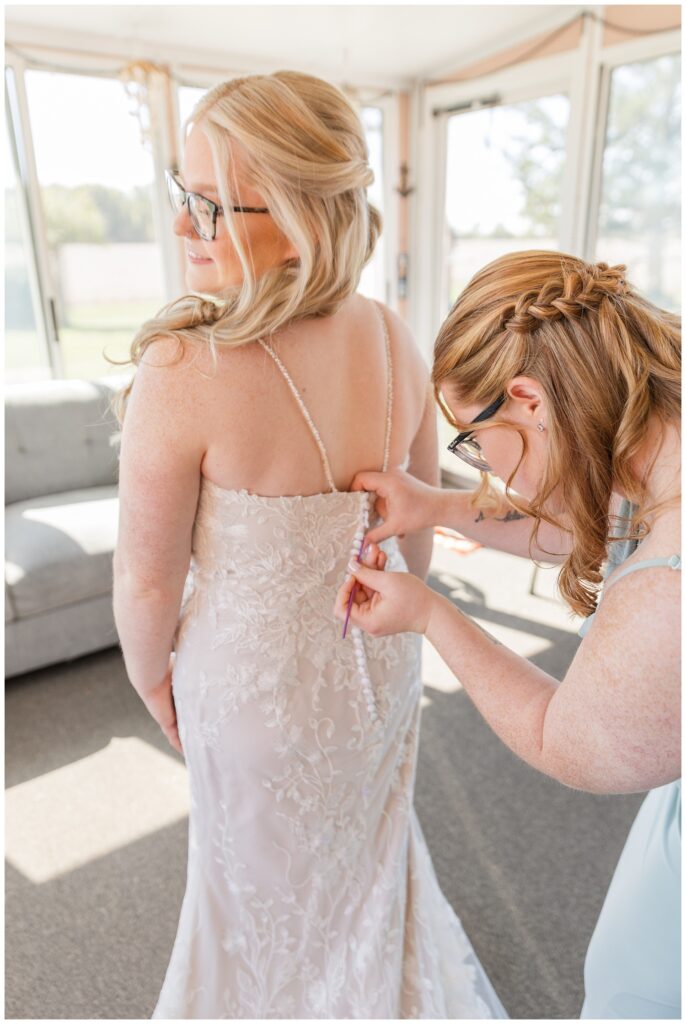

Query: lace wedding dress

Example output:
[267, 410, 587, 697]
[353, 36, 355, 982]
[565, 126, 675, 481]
[152, 301, 507, 1019]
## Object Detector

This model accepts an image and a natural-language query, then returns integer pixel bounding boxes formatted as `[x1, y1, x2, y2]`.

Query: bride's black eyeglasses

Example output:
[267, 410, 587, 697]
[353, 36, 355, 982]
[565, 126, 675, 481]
[165, 169, 269, 241]
[447, 394, 506, 472]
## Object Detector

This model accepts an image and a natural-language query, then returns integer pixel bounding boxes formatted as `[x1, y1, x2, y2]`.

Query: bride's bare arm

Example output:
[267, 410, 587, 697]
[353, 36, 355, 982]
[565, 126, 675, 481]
[113, 337, 206, 697]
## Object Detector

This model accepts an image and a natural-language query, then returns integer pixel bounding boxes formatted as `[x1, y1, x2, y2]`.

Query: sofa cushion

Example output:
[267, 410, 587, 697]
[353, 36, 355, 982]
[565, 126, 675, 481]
[6, 594, 118, 678]
[5, 485, 118, 619]
[5, 377, 129, 505]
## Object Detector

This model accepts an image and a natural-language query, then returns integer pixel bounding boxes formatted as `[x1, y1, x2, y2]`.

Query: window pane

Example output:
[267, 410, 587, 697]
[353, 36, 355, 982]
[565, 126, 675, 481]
[5, 70, 50, 383]
[596, 53, 680, 312]
[178, 88, 387, 302]
[358, 105, 386, 303]
[24, 70, 166, 379]
[439, 94, 570, 467]
[178, 85, 207, 130]
[442, 94, 570, 313]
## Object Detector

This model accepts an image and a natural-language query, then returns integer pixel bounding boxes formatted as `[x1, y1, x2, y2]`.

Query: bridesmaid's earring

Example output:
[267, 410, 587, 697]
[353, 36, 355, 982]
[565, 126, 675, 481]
[537, 422, 545, 432]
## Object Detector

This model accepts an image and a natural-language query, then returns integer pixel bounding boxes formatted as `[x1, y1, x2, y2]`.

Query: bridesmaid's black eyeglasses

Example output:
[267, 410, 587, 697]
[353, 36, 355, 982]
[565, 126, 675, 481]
[447, 395, 507, 472]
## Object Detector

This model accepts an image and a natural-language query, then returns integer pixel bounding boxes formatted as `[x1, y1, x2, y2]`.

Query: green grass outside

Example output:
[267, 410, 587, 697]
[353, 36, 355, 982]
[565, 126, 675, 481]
[7, 299, 161, 381]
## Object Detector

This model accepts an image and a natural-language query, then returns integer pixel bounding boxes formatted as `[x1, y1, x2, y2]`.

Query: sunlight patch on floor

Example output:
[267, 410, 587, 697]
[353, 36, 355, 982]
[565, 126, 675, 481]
[6, 736, 188, 884]
[470, 616, 553, 659]
[422, 639, 463, 693]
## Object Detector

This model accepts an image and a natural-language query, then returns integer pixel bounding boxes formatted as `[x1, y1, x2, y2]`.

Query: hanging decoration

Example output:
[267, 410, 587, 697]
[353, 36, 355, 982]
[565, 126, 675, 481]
[118, 59, 169, 152]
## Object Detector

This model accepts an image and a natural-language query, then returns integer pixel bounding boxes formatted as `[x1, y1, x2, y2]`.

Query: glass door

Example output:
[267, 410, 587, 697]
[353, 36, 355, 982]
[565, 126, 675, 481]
[437, 92, 571, 477]
[594, 52, 680, 311]
[5, 67, 51, 383]
[24, 69, 167, 379]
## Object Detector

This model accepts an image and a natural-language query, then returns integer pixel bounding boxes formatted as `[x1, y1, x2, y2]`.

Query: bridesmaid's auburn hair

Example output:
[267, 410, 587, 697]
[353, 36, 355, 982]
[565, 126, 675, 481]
[432, 249, 681, 618]
[112, 70, 382, 421]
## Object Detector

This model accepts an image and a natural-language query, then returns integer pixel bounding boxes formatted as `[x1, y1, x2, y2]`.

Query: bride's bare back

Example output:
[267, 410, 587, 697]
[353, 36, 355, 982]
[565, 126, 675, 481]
[116, 293, 438, 593]
[197, 293, 435, 497]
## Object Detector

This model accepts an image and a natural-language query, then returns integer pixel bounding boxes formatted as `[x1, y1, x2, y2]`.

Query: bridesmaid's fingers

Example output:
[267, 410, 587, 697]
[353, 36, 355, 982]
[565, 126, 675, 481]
[335, 574, 357, 617]
[361, 541, 387, 572]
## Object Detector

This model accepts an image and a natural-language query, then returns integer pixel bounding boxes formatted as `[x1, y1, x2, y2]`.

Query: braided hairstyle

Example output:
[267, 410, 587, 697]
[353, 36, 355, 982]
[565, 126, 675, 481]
[432, 250, 681, 617]
[111, 70, 382, 423]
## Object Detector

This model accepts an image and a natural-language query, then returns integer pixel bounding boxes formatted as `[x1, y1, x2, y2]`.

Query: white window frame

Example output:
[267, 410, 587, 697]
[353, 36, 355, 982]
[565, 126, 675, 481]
[368, 91, 400, 310]
[4, 22, 679, 376]
[411, 22, 680, 363]
[5, 52, 67, 376]
[412, 51, 575, 361]
[583, 28, 681, 264]
[4, 45, 181, 378]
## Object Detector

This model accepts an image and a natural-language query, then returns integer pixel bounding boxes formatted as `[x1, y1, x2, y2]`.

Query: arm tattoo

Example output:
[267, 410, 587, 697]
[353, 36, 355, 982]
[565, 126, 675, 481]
[474, 509, 528, 524]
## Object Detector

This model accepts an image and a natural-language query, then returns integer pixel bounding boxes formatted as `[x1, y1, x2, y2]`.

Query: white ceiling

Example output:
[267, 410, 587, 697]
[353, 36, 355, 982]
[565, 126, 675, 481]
[6, 4, 585, 89]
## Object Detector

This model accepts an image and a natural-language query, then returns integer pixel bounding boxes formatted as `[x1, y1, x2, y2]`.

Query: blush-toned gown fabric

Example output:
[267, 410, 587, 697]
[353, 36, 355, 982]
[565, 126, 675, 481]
[151, 300, 507, 1019]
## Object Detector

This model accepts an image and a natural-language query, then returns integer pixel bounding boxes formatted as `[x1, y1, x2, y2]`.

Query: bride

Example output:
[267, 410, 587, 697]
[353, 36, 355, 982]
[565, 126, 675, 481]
[112, 70, 506, 1019]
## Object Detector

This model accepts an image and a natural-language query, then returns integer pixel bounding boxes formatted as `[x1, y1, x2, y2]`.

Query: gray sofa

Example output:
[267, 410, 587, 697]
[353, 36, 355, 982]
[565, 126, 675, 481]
[5, 377, 128, 677]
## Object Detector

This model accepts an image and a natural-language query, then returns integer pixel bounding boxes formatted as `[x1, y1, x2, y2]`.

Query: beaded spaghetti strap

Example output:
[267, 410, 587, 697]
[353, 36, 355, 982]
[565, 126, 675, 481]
[604, 554, 681, 589]
[260, 303, 392, 493]
[372, 299, 394, 473]
[258, 337, 338, 494]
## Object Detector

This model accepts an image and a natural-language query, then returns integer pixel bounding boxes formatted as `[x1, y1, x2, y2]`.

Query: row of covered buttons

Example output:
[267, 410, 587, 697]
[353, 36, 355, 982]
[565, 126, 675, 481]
[348, 496, 380, 724]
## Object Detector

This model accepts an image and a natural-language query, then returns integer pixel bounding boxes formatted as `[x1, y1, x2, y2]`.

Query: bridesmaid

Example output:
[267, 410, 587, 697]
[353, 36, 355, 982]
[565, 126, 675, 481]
[335, 251, 681, 1018]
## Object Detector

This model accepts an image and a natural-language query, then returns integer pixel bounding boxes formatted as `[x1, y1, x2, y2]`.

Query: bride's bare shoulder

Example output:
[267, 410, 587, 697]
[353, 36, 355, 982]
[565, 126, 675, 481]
[126, 333, 223, 434]
[138, 332, 215, 375]
[135, 330, 256, 395]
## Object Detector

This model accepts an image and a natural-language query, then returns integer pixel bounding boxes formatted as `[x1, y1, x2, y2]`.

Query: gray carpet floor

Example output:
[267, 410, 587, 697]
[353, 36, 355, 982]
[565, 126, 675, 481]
[5, 544, 643, 1019]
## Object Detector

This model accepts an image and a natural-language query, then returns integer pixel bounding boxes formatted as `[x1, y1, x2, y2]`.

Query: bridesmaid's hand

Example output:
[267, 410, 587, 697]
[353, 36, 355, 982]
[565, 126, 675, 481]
[142, 655, 184, 756]
[350, 467, 441, 545]
[335, 542, 436, 637]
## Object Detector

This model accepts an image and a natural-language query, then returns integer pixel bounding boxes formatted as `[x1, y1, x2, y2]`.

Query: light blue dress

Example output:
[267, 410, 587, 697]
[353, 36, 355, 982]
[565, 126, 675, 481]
[578, 501, 681, 1019]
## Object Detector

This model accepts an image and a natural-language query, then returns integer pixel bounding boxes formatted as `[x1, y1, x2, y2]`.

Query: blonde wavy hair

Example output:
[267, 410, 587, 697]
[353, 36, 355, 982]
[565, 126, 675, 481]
[112, 70, 381, 421]
[432, 250, 681, 617]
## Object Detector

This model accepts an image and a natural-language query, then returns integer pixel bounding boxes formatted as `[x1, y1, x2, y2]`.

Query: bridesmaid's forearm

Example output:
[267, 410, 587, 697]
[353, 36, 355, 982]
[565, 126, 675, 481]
[113, 574, 185, 697]
[424, 591, 560, 777]
[433, 487, 568, 563]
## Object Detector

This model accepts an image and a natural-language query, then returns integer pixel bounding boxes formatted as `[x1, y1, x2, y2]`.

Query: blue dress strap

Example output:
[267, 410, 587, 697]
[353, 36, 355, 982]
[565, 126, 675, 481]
[603, 554, 681, 591]
[578, 555, 681, 639]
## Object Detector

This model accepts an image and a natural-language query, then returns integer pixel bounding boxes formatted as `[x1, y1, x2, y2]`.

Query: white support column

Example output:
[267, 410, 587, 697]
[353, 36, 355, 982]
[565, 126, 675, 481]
[581, 24, 681, 264]
[146, 68, 186, 301]
[559, 9, 605, 256]
[408, 78, 434, 362]
[581, 58, 612, 263]
[410, 78, 452, 365]
[379, 91, 400, 312]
